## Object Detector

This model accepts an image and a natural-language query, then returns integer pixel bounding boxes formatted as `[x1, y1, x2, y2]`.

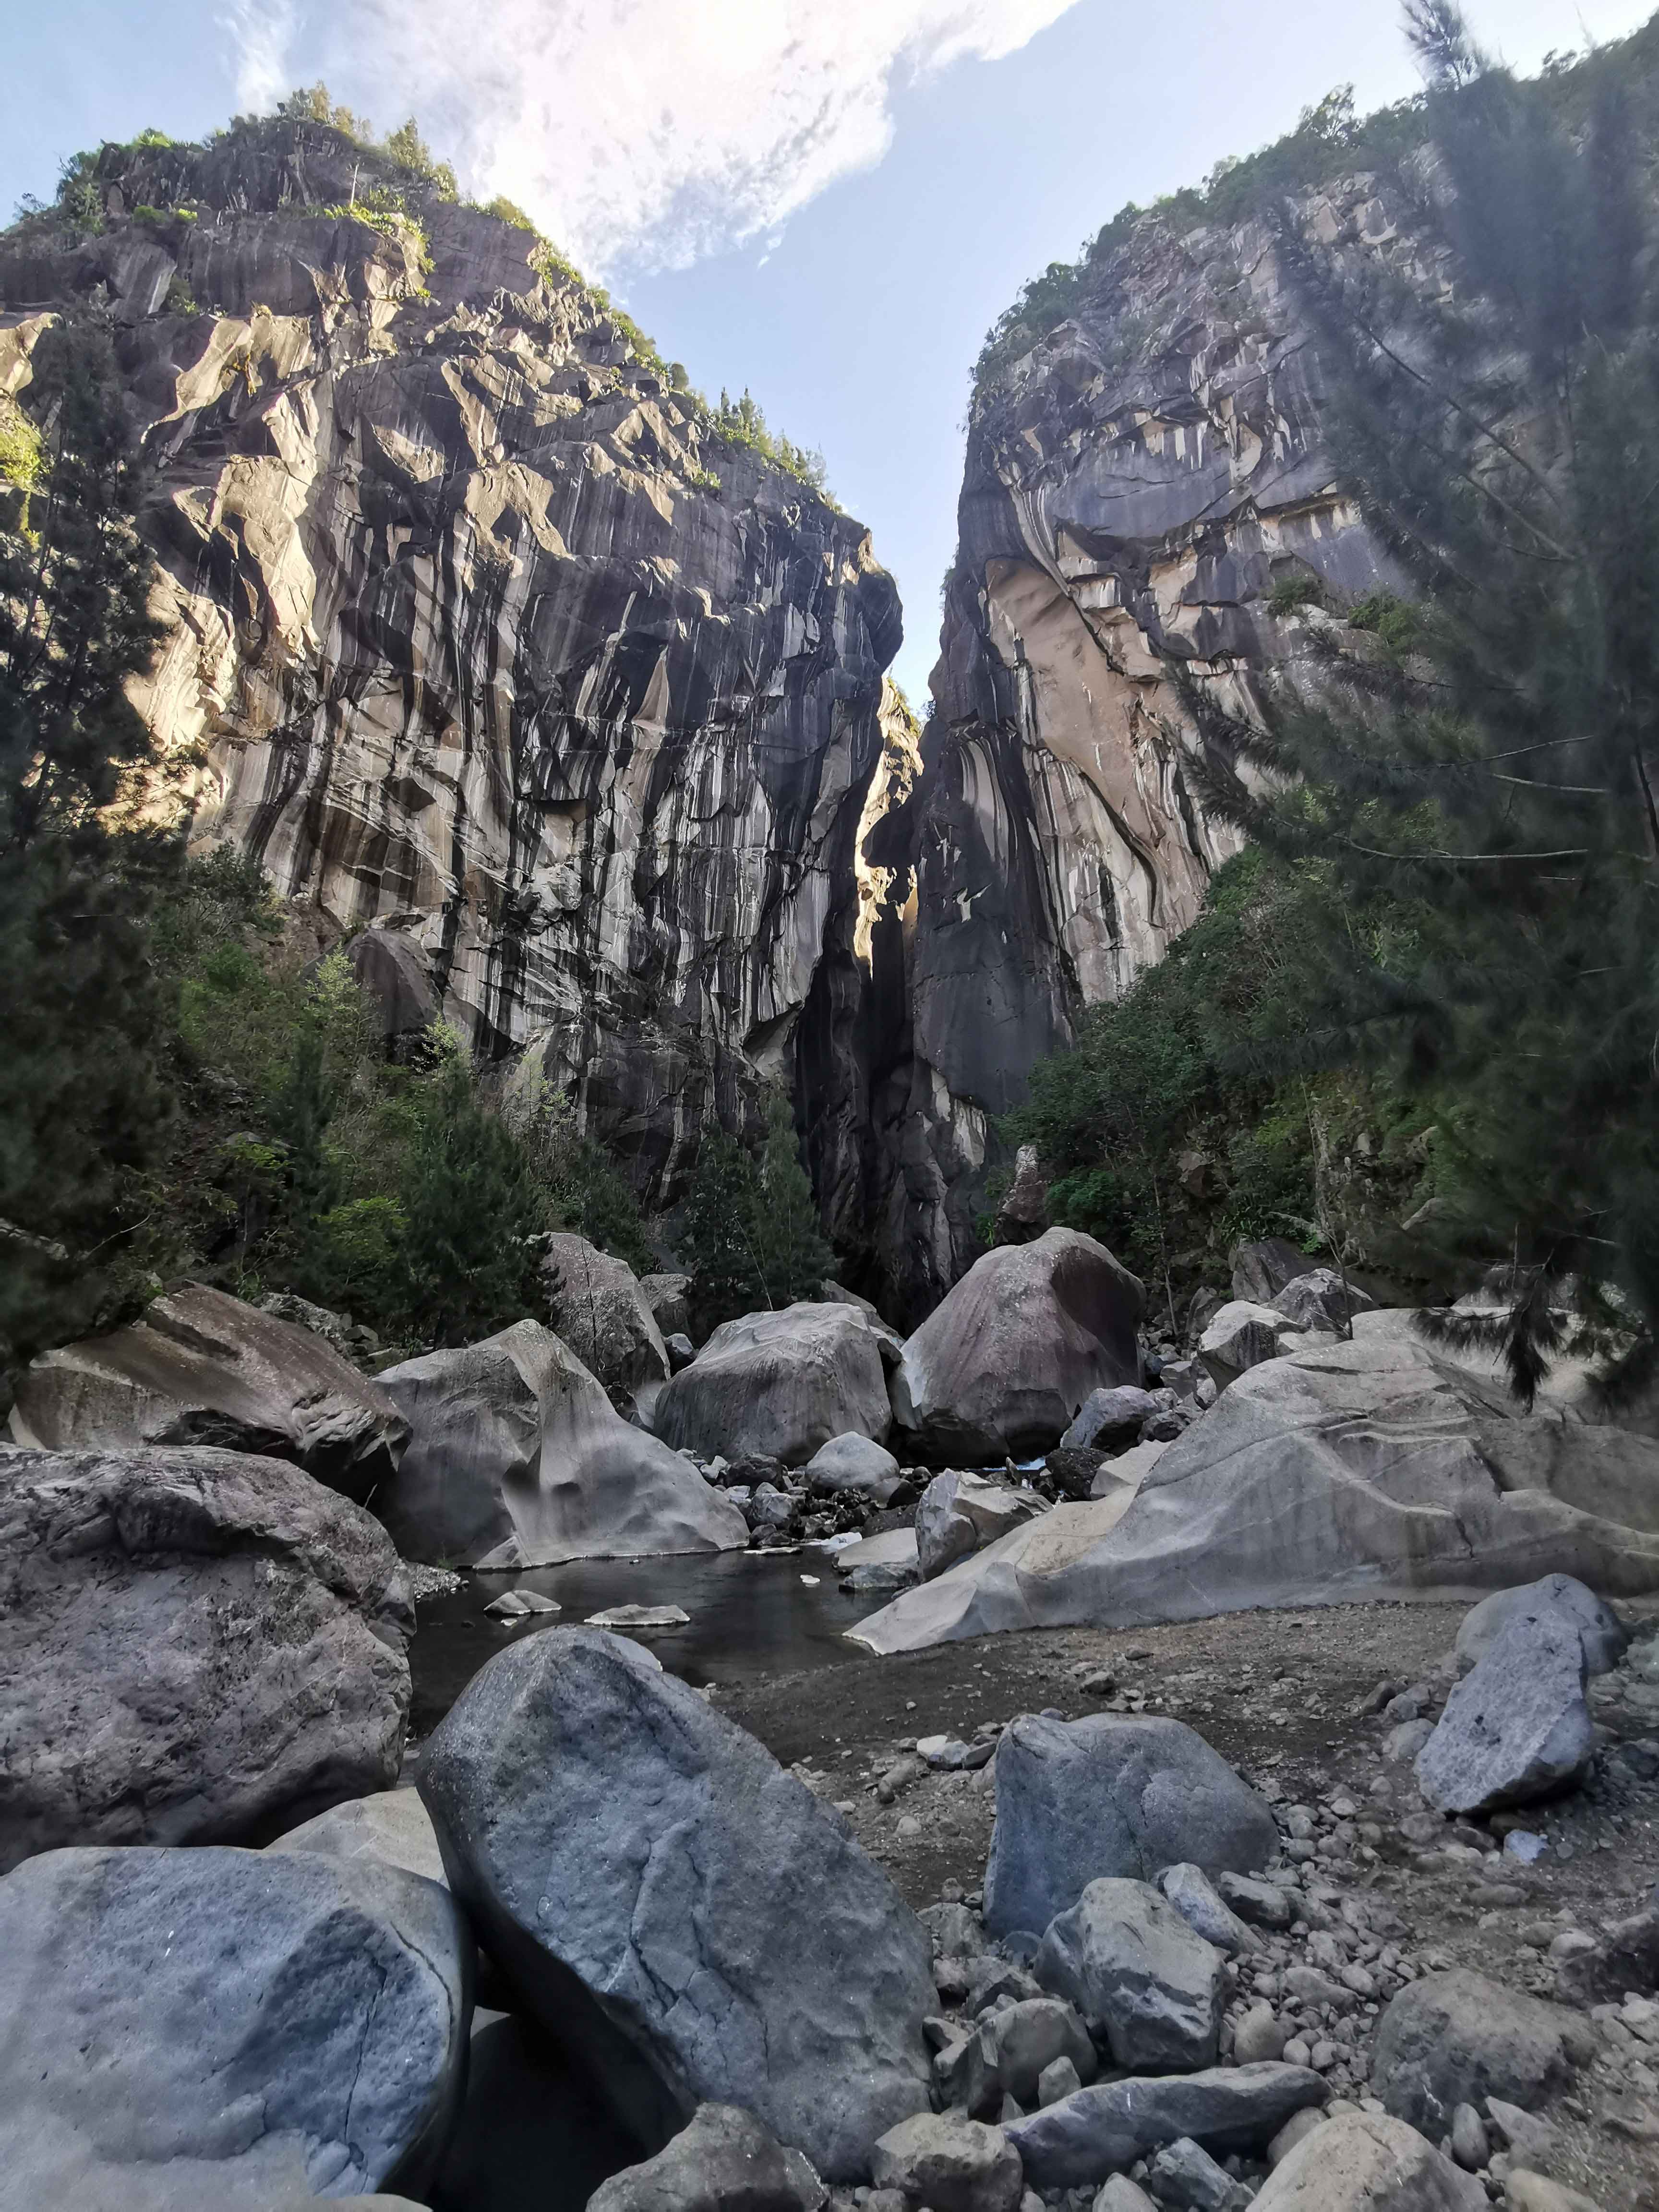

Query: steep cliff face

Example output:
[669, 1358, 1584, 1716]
[0, 120, 899, 1213]
[873, 169, 1433, 1317]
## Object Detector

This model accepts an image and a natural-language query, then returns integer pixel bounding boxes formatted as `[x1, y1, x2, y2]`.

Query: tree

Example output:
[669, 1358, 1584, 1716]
[678, 1092, 832, 1337]
[751, 1089, 834, 1307]
[0, 321, 175, 1385]
[1182, 7, 1659, 1401]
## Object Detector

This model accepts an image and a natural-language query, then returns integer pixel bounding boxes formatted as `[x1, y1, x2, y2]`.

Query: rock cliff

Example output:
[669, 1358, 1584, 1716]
[870, 168, 1435, 1316]
[0, 118, 900, 1217]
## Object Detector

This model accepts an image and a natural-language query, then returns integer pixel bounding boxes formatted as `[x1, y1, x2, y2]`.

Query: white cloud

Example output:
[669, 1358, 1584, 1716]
[222, 0, 299, 115]
[232, 0, 1081, 272]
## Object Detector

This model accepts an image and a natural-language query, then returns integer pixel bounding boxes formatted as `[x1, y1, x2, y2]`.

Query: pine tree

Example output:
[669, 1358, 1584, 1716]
[0, 321, 175, 1385]
[678, 1091, 833, 1337]
[752, 1089, 833, 1308]
[1183, 9, 1659, 1401]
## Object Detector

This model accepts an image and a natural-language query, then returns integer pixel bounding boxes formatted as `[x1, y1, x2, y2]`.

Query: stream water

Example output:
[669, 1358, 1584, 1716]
[408, 1547, 869, 1738]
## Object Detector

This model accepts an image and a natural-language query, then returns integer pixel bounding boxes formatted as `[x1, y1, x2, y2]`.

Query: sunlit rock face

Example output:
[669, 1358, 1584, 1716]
[870, 174, 1424, 1318]
[0, 120, 900, 1214]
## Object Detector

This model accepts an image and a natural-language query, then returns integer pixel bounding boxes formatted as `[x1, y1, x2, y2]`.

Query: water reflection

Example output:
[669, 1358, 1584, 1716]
[409, 1548, 867, 1738]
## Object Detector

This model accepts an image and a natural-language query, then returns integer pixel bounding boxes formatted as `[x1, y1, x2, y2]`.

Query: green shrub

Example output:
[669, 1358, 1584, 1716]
[1267, 574, 1325, 615]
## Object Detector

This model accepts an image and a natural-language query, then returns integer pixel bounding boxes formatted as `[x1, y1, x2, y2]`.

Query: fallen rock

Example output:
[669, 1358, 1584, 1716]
[1061, 1387, 1160, 1454]
[1370, 1971, 1582, 2137]
[1004, 2065, 1325, 2188]
[916, 1470, 1046, 1580]
[590, 2103, 827, 2212]
[665, 1333, 696, 1372]
[848, 1325, 1659, 1653]
[267, 1786, 446, 1886]
[984, 1714, 1277, 1939]
[1213, 1875, 1292, 1930]
[1250, 2109, 1486, 2211]
[1157, 1863, 1260, 1956]
[1271, 1270, 1373, 1334]
[1455, 1575, 1628, 1677]
[1146, 2136, 1241, 2212]
[1036, 1878, 1223, 2071]
[890, 1229, 1143, 1465]
[1230, 1240, 1314, 1305]
[419, 1626, 934, 2179]
[1197, 1302, 1302, 1392]
[977, 1998, 1097, 2106]
[1095, 2180, 1158, 2212]
[870, 2113, 1022, 2212]
[377, 1321, 747, 1568]
[1415, 1613, 1593, 1814]
[0, 1843, 470, 2205]
[6, 1280, 408, 1500]
[655, 1303, 892, 1465]
[806, 1432, 903, 1503]
[543, 1234, 671, 1411]
[1550, 1895, 1659, 2004]
[0, 1445, 410, 1873]
[640, 1274, 692, 1341]
[995, 1143, 1050, 1248]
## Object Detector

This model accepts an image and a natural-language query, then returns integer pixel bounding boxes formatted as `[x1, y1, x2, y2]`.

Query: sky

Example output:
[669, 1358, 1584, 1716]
[4, 0, 1655, 703]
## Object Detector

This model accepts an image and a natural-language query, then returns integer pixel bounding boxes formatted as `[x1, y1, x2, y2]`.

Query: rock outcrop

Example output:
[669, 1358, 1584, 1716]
[0, 1445, 411, 1872]
[0, 1843, 470, 2206]
[653, 1301, 893, 1465]
[376, 1319, 747, 1566]
[6, 1281, 408, 1501]
[0, 117, 900, 1259]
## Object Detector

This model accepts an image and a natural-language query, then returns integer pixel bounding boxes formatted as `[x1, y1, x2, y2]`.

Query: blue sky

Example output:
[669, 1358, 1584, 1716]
[4, 0, 1653, 702]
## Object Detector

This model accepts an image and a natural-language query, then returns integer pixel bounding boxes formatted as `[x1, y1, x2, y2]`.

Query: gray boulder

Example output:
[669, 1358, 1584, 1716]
[1271, 1269, 1373, 1334]
[1036, 1878, 1223, 2070]
[640, 1273, 693, 1340]
[891, 1229, 1144, 1465]
[0, 1843, 470, 2206]
[1250, 2110, 1486, 2212]
[1455, 1574, 1628, 1677]
[1370, 1971, 1582, 2138]
[1156, 1863, 1261, 1956]
[846, 1324, 1659, 1654]
[0, 1446, 410, 1874]
[543, 1234, 671, 1412]
[806, 1431, 903, 1503]
[977, 1998, 1097, 2105]
[984, 1715, 1277, 1939]
[871, 2114, 1022, 2212]
[995, 1142, 1051, 1247]
[654, 1303, 892, 1466]
[1061, 1386, 1160, 1454]
[419, 1626, 934, 2180]
[1004, 2065, 1325, 2189]
[1197, 1302, 1301, 1392]
[1146, 2138, 1240, 2212]
[1230, 1240, 1313, 1305]
[5, 1279, 408, 1501]
[1415, 1613, 1593, 1814]
[590, 2104, 827, 2212]
[267, 1786, 446, 1886]
[916, 1469, 1046, 1581]
[377, 1321, 746, 1568]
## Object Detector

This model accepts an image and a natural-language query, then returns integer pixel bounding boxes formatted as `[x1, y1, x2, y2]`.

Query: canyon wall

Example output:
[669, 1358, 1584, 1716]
[0, 119, 899, 1217]
[868, 169, 1434, 1317]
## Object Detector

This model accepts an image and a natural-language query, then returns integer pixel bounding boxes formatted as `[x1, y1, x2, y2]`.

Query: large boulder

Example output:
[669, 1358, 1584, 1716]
[544, 1234, 671, 1413]
[915, 1469, 1047, 1579]
[419, 1626, 934, 2181]
[1455, 1574, 1628, 1676]
[983, 1714, 1277, 1940]
[805, 1432, 903, 1503]
[1197, 1301, 1304, 1392]
[5, 1280, 408, 1501]
[1250, 2110, 1486, 2212]
[1061, 1386, 1161, 1454]
[1415, 1612, 1593, 1814]
[1370, 1971, 1583, 2138]
[848, 1324, 1659, 1653]
[267, 1786, 446, 1886]
[1271, 1269, 1373, 1334]
[1229, 1239, 1314, 1305]
[589, 2104, 826, 2212]
[652, 1303, 892, 1466]
[377, 1321, 747, 1568]
[1004, 2066, 1325, 2189]
[0, 1843, 470, 2206]
[0, 1446, 410, 1874]
[1036, 1878, 1225, 2071]
[890, 1229, 1144, 1465]
[871, 2115, 1022, 2212]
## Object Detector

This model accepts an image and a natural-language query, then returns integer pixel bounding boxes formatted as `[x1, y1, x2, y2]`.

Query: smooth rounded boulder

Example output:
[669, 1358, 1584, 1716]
[0, 1844, 471, 2207]
[1370, 1971, 1583, 2137]
[5, 1280, 408, 1501]
[653, 1303, 892, 1465]
[377, 1321, 747, 1568]
[1250, 2109, 1486, 2211]
[0, 1445, 411, 1874]
[806, 1431, 903, 1502]
[983, 1714, 1277, 1940]
[890, 1229, 1143, 1465]
[418, 1626, 934, 2181]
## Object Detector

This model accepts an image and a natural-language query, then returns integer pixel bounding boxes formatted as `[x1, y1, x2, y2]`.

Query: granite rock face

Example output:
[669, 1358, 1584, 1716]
[0, 1843, 470, 2206]
[864, 178, 1445, 1315]
[419, 1625, 935, 2180]
[0, 1445, 411, 1873]
[0, 118, 900, 1266]
[653, 1302, 893, 1465]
